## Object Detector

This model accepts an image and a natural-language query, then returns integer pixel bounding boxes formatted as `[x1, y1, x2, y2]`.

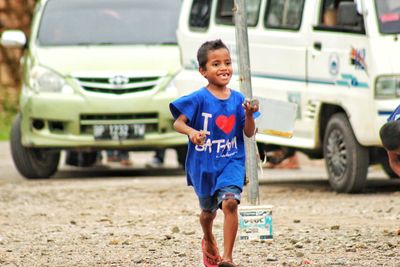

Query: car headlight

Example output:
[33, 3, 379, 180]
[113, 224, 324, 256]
[164, 78, 177, 94]
[375, 75, 400, 99]
[30, 66, 70, 93]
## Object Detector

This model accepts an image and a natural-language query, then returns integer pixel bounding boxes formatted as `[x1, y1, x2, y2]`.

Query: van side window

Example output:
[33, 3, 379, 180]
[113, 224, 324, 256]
[264, 0, 305, 30]
[215, 0, 261, 27]
[189, 0, 212, 30]
[317, 0, 365, 33]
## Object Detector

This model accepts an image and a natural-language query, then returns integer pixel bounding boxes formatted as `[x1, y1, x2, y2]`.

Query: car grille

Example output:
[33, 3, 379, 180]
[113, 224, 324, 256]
[74, 74, 163, 95]
[80, 113, 159, 134]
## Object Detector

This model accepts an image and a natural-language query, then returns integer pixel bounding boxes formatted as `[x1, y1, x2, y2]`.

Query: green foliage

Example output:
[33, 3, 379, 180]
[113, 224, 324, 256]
[0, 111, 15, 141]
[0, 87, 18, 141]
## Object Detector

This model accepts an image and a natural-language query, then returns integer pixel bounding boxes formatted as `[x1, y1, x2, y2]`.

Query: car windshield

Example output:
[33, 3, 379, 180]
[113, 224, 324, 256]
[37, 0, 182, 46]
[375, 0, 400, 34]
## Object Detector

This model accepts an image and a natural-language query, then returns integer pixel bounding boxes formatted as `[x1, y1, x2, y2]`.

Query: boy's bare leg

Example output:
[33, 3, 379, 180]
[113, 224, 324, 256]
[221, 199, 238, 261]
[200, 210, 219, 255]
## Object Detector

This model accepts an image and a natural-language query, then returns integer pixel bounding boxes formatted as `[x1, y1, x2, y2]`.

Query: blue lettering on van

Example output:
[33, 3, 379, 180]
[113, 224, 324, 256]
[337, 74, 368, 88]
[252, 72, 368, 89]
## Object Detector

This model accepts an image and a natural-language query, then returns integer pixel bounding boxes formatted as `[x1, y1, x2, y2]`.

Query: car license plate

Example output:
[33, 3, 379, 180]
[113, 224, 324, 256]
[93, 124, 145, 140]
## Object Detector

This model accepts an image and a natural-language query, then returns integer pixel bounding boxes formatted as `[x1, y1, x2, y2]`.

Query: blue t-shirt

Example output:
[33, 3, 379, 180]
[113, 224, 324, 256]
[388, 105, 400, 122]
[170, 87, 246, 197]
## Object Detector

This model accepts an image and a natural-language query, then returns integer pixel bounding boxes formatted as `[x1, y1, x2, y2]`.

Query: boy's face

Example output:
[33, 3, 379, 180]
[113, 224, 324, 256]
[199, 48, 232, 88]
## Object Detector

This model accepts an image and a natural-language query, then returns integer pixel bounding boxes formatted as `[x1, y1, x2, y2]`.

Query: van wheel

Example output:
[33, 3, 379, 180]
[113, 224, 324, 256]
[323, 113, 369, 193]
[10, 114, 60, 179]
[175, 146, 187, 170]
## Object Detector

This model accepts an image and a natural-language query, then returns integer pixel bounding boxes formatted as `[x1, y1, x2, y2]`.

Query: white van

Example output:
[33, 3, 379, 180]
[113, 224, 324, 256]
[174, 0, 400, 193]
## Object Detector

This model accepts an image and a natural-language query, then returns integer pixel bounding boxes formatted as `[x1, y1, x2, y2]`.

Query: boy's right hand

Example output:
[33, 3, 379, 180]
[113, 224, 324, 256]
[242, 98, 260, 115]
[189, 131, 206, 145]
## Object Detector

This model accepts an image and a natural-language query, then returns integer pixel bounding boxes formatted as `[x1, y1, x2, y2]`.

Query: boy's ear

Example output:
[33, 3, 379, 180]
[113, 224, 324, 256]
[199, 67, 207, 78]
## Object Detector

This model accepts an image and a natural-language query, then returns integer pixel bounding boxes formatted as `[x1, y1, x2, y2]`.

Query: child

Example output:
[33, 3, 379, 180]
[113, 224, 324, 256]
[379, 104, 400, 176]
[169, 39, 258, 267]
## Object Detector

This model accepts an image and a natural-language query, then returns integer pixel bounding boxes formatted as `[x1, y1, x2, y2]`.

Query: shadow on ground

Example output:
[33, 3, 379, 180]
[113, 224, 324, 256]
[53, 166, 185, 179]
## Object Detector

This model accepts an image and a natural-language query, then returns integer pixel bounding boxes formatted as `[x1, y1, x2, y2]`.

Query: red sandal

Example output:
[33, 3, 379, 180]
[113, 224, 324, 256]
[201, 239, 221, 267]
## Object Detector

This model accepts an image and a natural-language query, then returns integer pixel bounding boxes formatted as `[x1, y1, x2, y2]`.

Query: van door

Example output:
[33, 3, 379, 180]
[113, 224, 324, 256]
[308, 0, 368, 90]
[307, 0, 371, 192]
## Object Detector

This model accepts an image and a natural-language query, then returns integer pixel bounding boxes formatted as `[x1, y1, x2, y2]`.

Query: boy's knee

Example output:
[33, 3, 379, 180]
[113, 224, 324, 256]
[222, 198, 238, 213]
[201, 210, 217, 221]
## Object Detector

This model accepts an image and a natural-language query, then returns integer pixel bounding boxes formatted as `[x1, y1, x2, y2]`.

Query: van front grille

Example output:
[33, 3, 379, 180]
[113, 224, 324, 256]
[81, 113, 158, 121]
[73, 74, 162, 95]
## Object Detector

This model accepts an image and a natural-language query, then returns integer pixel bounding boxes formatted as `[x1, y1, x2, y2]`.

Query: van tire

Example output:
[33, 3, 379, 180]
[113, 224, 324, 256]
[323, 113, 369, 193]
[10, 114, 60, 179]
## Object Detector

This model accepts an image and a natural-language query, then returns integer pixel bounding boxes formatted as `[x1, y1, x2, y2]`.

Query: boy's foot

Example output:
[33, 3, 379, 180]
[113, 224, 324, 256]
[201, 239, 221, 267]
[218, 260, 239, 267]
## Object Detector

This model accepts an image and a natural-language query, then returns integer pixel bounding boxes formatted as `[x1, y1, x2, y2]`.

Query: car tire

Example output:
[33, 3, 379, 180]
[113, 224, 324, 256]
[323, 113, 369, 193]
[10, 114, 60, 179]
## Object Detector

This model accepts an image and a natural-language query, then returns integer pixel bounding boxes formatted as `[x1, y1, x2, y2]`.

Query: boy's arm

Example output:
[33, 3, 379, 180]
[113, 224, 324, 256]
[243, 100, 258, 137]
[244, 113, 256, 138]
[173, 114, 205, 145]
[387, 151, 400, 176]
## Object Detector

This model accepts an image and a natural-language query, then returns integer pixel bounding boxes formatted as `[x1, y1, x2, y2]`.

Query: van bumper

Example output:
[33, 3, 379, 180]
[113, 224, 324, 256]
[19, 89, 186, 149]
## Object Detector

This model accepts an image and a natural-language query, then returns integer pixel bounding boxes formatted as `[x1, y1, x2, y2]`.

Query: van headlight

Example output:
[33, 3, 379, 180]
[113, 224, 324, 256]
[30, 66, 70, 93]
[375, 75, 400, 99]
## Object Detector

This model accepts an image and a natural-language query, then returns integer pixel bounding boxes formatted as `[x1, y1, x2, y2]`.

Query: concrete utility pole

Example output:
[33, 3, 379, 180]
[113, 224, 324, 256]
[233, 0, 259, 205]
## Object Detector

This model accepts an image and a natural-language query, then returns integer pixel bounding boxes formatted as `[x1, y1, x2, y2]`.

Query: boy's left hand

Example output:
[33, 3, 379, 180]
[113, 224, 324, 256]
[243, 98, 259, 115]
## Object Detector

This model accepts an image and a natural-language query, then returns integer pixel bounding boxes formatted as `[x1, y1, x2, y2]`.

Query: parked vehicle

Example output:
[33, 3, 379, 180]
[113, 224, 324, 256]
[174, 0, 400, 192]
[0, 0, 187, 178]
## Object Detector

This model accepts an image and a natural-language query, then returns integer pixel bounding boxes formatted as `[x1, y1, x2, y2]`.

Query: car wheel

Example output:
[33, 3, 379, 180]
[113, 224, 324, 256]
[323, 113, 369, 193]
[10, 114, 60, 179]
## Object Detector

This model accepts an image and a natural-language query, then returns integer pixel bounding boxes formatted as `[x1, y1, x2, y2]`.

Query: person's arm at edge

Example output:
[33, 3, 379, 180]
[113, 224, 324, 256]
[387, 151, 400, 176]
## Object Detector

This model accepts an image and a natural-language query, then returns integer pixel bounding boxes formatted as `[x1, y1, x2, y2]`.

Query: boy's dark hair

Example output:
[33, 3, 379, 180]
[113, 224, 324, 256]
[197, 39, 229, 70]
[379, 120, 400, 151]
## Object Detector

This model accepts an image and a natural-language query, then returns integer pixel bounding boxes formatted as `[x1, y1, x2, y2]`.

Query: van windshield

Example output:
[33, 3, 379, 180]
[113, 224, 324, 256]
[37, 0, 182, 46]
[375, 0, 400, 34]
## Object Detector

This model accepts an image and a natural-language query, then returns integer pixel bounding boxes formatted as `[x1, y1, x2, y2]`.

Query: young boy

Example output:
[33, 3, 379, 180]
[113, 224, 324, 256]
[169, 39, 258, 267]
[379, 104, 400, 176]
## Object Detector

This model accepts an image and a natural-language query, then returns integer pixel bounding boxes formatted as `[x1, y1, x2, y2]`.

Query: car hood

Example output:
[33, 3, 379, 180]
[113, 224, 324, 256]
[34, 45, 181, 76]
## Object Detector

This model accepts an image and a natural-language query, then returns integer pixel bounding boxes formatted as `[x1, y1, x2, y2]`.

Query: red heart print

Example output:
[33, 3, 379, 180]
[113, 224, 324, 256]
[216, 115, 235, 134]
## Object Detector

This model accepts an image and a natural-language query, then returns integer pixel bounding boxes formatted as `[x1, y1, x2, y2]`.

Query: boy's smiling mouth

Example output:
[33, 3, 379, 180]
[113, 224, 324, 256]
[219, 73, 230, 78]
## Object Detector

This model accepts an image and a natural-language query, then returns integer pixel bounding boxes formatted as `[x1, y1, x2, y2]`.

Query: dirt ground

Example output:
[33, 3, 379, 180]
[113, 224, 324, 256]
[0, 141, 399, 267]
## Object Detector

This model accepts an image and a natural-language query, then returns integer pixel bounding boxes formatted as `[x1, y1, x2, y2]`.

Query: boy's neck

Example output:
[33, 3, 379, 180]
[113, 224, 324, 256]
[206, 84, 230, 99]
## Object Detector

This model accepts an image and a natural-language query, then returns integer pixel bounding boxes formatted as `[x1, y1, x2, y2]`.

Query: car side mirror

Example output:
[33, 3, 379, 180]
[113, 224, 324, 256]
[0, 30, 27, 48]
